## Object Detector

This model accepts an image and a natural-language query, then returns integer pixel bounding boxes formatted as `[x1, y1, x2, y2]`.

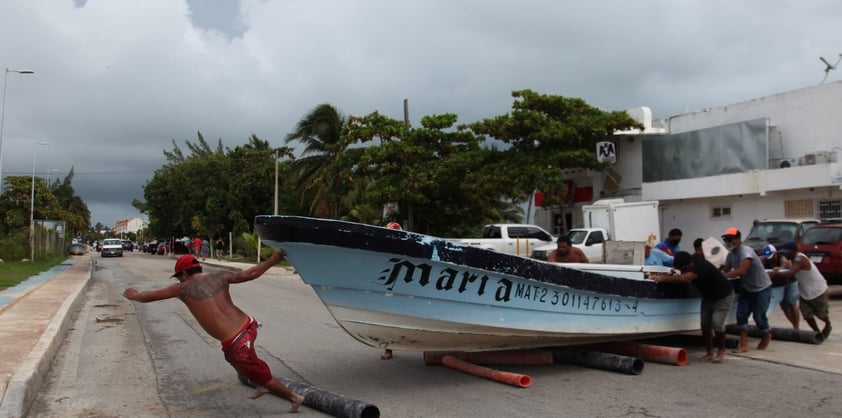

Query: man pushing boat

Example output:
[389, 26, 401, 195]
[123, 252, 304, 413]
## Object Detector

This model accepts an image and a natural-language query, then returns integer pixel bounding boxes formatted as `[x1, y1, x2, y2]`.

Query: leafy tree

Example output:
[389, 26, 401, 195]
[139, 132, 298, 243]
[470, 89, 643, 208]
[0, 176, 63, 259]
[285, 104, 363, 218]
[349, 112, 510, 235]
[50, 168, 90, 238]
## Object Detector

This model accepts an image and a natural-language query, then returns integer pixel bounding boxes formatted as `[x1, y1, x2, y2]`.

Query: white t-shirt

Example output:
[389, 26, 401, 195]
[792, 252, 828, 300]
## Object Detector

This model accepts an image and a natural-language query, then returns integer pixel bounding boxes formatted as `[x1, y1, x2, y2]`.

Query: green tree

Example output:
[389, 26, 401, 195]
[50, 168, 91, 238]
[139, 132, 297, 244]
[470, 89, 643, 208]
[0, 176, 63, 259]
[285, 104, 362, 218]
[349, 112, 509, 235]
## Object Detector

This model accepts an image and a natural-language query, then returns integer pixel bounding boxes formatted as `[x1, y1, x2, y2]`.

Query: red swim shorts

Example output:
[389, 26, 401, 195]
[222, 321, 272, 386]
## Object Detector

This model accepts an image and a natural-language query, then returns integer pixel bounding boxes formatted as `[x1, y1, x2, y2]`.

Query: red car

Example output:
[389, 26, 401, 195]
[799, 224, 842, 285]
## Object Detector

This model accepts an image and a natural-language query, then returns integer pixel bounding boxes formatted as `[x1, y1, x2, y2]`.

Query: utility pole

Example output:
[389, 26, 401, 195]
[403, 98, 414, 231]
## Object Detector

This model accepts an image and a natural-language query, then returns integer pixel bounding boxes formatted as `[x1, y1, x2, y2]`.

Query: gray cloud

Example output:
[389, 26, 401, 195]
[0, 0, 839, 227]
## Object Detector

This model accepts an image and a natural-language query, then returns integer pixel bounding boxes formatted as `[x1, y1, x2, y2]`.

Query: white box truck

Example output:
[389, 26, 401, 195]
[534, 199, 660, 263]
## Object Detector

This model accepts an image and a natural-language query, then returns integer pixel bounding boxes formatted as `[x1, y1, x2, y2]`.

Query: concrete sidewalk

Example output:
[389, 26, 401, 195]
[0, 255, 93, 418]
[0, 254, 839, 417]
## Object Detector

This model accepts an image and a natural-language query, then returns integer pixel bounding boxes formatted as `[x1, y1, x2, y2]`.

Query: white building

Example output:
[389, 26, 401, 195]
[535, 81, 842, 243]
[115, 217, 149, 236]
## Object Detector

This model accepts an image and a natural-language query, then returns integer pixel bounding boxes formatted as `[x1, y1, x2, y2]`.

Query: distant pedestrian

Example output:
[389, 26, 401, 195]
[200, 239, 210, 261]
[193, 236, 202, 257]
[215, 238, 225, 259]
[769, 240, 832, 338]
[656, 228, 683, 256]
[721, 227, 773, 352]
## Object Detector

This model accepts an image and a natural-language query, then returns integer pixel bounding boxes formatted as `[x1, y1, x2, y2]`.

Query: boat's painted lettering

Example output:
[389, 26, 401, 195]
[379, 258, 433, 291]
[515, 283, 549, 302]
[376, 258, 638, 312]
[436, 269, 458, 291]
[495, 279, 512, 302]
[545, 291, 636, 313]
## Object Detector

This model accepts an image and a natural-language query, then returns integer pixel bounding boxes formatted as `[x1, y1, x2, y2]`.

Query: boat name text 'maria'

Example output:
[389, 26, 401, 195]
[377, 258, 639, 314]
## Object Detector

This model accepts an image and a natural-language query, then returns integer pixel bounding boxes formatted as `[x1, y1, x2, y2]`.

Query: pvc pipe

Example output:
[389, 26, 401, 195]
[590, 341, 687, 366]
[552, 350, 644, 375]
[725, 324, 824, 345]
[441, 355, 532, 388]
[423, 350, 553, 366]
[239, 375, 380, 418]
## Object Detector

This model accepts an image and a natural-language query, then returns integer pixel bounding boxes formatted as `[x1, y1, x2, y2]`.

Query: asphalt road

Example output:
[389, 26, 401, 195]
[29, 253, 842, 417]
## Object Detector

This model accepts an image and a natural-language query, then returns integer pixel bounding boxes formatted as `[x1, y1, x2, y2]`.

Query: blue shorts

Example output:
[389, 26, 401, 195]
[779, 281, 798, 309]
[736, 286, 772, 333]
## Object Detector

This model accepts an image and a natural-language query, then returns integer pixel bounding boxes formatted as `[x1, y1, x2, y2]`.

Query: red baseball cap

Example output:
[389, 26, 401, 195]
[172, 255, 201, 277]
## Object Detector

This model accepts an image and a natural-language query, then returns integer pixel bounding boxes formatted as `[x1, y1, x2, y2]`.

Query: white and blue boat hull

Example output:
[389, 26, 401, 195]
[256, 216, 782, 352]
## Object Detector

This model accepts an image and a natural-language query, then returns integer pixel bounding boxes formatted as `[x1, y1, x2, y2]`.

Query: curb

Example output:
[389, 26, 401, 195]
[0, 256, 94, 418]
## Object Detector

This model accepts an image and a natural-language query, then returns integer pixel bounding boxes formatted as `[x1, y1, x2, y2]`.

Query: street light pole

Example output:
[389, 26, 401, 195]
[30, 141, 48, 261]
[0, 68, 35, 193]
[274, 149, 279, 215]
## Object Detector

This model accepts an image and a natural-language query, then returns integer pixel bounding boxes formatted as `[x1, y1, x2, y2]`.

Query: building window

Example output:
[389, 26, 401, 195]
[784, 199, 814, 218]
[818, 200, 842, 223]
[712, 206, 732, 219]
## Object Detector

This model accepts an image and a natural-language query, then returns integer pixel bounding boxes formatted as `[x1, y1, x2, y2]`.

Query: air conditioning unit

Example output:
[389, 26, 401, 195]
[779, 158, 798, 168]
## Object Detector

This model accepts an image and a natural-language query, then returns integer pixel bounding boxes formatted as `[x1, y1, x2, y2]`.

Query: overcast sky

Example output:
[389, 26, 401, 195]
[1, 0, 839, 228]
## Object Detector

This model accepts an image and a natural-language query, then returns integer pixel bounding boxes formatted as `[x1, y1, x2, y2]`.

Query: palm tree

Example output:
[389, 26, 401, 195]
[285, 104, 359, 218]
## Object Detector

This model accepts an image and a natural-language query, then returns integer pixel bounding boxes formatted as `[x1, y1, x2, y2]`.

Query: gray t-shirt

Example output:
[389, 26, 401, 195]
[725, 244, 772, 292]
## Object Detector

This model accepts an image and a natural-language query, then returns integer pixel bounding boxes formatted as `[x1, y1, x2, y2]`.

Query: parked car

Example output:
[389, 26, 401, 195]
[744, 218, 821, 255]
[144, 241, 158, 254]
[121, 239, 134, 251]
[799, 224, 842, 285]
[154, 239, 189, 255]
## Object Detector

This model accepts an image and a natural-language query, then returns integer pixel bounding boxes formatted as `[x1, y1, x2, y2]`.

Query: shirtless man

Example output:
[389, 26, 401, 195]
[123, 252, 304, 413]
[547, 236, 589, 263]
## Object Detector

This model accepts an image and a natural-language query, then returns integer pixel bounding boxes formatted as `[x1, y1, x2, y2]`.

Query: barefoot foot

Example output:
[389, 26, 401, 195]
[757, 332, 772, 350]
[732, 345, 748, 353]
[289, 394, 304, 413]
[698, 354, 714, 361]
[248, 385, 271, 400]
[713, 351, 726, 363]
[822, 324, 832, 339]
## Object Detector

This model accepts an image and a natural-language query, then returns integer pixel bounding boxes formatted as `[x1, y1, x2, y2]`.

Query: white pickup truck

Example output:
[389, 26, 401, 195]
[449, 224, 556, 257]
[101, 238, 124, 257]
[533, 199, 660, 263]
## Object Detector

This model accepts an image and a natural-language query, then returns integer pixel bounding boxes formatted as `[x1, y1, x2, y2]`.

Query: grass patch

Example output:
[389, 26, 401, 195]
[0, 257, 68, 291]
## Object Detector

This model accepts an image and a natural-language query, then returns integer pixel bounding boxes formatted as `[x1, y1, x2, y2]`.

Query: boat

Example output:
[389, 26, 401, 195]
[68, 242, 86, 256]
[255, 216, 782, 352]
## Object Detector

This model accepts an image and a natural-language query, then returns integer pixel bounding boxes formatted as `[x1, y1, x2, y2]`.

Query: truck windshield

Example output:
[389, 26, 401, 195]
[746, 222, 807, 243]
[567, 230, 589, 245]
